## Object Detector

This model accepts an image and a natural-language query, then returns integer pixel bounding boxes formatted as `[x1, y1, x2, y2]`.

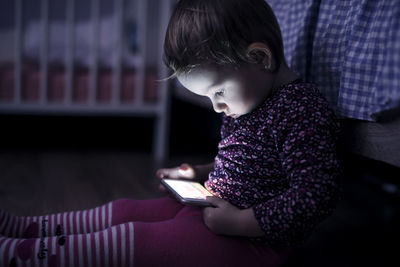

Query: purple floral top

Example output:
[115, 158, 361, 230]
[204, 80, 341, 246]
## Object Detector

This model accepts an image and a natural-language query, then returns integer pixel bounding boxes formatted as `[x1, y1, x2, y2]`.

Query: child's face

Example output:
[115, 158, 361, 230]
[177, 64, 271, 118]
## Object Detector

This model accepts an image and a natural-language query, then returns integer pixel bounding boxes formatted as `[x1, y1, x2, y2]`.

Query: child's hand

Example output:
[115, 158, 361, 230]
[202, 196, 242, 236]
[156, 163, 196, 192]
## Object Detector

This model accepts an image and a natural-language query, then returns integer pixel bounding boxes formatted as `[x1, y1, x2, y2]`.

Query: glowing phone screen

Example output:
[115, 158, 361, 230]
[163, 179, 213, 199]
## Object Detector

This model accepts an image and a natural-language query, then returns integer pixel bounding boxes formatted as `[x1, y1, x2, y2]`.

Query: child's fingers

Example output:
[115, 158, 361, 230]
[158, 183, 168, 193]
[156, 164, 193, 179]
[156, 168, 176, 179]
[156, 169, 167, 179]
[205, 196, 223, 207]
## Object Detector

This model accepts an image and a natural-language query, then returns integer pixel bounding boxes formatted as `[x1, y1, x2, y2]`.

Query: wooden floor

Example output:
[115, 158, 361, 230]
[0, 148, 212, 216]
[0, 148, 399, 266]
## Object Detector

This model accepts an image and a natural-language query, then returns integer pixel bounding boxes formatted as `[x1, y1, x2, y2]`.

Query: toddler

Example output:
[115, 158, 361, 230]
[0, 0, 341, 266]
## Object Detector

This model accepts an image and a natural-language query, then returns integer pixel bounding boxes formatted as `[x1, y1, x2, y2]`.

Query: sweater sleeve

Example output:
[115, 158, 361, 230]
[252, 88, 342, 246]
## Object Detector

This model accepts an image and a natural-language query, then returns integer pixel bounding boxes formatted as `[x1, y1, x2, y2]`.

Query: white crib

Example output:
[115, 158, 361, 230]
[0, 0, 173, 160]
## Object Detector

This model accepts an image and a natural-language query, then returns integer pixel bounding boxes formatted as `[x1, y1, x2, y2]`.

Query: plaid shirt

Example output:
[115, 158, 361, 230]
[268, 0, 400, 121]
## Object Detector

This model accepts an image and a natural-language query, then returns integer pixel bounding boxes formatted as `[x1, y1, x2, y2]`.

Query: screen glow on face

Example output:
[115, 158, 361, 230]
[163, 179, 213, 199]
[177, 65, 263, 118]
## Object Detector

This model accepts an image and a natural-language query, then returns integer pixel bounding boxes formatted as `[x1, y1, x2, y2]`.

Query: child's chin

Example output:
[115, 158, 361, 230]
[226, 113, 240, 119]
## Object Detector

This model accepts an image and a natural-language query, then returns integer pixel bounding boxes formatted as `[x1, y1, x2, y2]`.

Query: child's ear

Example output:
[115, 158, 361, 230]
[246, 42, 274, 71]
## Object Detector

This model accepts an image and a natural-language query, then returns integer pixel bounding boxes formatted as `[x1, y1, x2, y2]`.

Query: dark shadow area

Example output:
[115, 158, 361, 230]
[169, 95, 220, 158]
[0, 95, 220, 159]
[283, 152, 400, 267]
[0, 114, 155, 152]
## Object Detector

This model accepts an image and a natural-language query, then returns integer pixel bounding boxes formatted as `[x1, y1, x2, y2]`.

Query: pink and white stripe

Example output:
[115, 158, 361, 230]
[0, 202, 114, 238]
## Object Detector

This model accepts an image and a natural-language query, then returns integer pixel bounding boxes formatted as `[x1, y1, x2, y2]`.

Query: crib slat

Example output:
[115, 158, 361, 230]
[89, 0, 100, 105]
[40, 0, 49, 104]
[154, 0, 172, 160]
[14, 0, 23, 104]
[65, 0, 75, 105]
[112, 0, 124, 105]
[135, 0, 147, 106]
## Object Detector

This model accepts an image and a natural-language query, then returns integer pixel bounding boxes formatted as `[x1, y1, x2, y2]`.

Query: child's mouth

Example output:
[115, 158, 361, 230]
[227, 113, 238, 118]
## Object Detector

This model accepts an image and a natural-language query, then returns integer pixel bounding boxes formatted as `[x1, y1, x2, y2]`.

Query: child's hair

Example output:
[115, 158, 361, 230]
[163, 0, 285, 77]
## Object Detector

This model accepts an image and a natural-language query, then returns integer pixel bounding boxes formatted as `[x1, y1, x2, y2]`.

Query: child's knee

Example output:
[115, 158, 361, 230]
[112, 198, 135, 209]
[111, 198, 136, 225]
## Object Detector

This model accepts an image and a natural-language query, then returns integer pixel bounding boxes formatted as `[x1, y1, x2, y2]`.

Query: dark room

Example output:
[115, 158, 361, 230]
[0, 0, 399, 266]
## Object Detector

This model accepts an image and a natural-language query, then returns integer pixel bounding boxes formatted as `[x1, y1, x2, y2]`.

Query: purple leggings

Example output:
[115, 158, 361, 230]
[114, 197, 283, 266]
[0, 197, 286, 266]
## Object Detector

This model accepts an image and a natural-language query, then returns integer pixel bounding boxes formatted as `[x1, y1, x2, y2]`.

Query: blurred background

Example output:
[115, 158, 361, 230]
[0, 0, 399, 266]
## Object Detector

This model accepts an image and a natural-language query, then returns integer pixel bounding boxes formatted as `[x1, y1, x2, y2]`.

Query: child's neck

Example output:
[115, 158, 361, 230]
[271, 63, 300, 90]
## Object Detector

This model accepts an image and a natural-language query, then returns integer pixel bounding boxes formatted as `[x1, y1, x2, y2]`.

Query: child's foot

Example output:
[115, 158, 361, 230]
[0, 208, 40, 238]
[21, 222, 39, 238]
[0, 235, 61, 265]
[1, 202, 113, 238]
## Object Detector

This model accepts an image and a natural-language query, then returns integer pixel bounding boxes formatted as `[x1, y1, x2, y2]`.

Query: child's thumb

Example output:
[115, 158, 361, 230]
[179, 163, 190, 170]
[205, 196, 222, 207]
[178, 163, 195, 178]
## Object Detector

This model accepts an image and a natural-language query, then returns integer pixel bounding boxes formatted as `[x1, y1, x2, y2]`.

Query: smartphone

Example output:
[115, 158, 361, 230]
[161, 178, 215, 207]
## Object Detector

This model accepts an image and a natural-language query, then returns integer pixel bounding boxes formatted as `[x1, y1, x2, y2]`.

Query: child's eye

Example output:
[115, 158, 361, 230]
[215, 89, 225, 97]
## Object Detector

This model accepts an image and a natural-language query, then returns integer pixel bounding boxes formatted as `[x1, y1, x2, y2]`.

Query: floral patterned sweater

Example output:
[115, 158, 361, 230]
[204, 80, 341, 246]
